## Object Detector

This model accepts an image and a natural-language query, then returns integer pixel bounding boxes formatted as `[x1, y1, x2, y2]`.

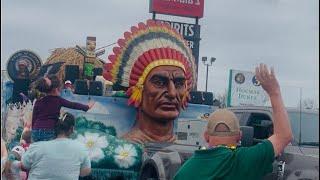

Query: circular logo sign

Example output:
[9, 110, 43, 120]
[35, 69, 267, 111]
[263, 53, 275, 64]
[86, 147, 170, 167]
[6, 50, 42, 81]
[252, 75, 261, 86]
[234, 73, 245, 84]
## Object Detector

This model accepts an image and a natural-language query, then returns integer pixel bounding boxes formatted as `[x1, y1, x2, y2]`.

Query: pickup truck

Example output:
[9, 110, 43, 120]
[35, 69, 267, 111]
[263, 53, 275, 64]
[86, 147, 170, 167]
[227, 106, 319, 179]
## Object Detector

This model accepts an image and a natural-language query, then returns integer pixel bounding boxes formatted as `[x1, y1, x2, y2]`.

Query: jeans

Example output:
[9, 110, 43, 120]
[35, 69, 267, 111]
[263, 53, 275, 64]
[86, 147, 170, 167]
[32, 129, 56, 142]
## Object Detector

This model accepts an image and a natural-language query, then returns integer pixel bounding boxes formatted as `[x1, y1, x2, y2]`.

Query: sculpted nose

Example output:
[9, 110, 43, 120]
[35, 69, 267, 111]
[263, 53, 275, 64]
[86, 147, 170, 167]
[167, 81, 177, 98]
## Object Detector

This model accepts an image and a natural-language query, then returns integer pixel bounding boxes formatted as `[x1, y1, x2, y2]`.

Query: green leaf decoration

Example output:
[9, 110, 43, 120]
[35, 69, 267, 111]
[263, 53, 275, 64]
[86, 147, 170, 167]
[73, 116, 143, 179]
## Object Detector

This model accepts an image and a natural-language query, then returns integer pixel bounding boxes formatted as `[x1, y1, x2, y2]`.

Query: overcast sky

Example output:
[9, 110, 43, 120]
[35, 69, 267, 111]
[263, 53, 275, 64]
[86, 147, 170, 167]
[1, 0, 319, 108]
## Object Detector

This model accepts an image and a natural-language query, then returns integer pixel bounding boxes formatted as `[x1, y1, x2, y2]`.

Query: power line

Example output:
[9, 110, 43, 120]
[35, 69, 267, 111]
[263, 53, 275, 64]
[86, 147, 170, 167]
[96, 42, 117, 51]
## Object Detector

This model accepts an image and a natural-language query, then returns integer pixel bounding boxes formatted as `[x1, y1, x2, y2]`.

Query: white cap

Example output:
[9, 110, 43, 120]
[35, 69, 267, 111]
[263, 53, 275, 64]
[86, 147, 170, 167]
[65, 80, 72, 84]
[11, 146, 25, 157]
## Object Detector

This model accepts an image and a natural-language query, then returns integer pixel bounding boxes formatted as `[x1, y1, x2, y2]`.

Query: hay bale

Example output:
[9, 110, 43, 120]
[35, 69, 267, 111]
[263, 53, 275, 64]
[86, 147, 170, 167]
[44, 47, 104, 81]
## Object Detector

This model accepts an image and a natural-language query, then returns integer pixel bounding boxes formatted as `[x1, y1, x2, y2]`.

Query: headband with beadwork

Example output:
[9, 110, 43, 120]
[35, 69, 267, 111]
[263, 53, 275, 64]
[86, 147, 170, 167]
[103, 19, 197, 107]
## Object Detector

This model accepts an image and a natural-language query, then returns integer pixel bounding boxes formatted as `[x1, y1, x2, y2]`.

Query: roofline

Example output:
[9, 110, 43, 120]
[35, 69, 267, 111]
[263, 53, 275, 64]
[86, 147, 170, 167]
[227, 106, 319, 114]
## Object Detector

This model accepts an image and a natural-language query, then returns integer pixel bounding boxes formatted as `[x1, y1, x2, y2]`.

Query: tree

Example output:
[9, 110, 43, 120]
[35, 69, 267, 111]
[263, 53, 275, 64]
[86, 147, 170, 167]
[215, 90, 227, 108]
[298, 98, 316, 109]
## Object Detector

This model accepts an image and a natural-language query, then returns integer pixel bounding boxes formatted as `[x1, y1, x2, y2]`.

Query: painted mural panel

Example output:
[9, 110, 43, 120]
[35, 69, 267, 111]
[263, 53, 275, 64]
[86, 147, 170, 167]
[61, 90, 137, 137]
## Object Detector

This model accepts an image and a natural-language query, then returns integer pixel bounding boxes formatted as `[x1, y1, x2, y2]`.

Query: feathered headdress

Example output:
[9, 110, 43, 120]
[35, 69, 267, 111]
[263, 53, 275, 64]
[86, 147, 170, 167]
[103, 19, 197, 107]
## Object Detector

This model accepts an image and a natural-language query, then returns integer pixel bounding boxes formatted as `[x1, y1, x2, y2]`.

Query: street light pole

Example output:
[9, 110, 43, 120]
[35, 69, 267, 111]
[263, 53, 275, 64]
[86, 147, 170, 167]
[205, 64, 209, 92]
[202, 57, 216, 92]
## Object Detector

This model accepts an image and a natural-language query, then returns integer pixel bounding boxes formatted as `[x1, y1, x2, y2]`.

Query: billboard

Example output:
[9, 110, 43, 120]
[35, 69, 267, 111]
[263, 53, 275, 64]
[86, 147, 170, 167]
[150, 0, 204, 18]
[227, 69, 268, 107]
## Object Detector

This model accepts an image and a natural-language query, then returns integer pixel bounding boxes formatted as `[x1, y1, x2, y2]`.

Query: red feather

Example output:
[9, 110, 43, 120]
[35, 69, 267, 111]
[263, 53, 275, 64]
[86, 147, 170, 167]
[108, 54, 116, 62]
[167, 48, 173, 59]
[138, 22, 147, 30]
[172, 49, 177, 60]
[131, 66, 143, 76]
[117, 39, 126, 47]
[163, 23, 171, 29]
[126, 87, 133, 96]
[127, 98, 134, 106]
[103, 63, 108, 69]
[155, 48, 162, 59]
[113, 47, 121, 55]
[146, 19, 156, 26]
[124, 31, 132, 39]
[130, 72, 140, 81]
[149, 49, 157, 60]
[186, 72, 192, 79]
[176, 51, 182, 62]
[131, 26, 139, 34]
[135, 60, 146, 71]
[134, 99, 140, 107]
[105, 63, 113, 70]
[129, 79, 138, 87]
[155, 20, 162, 26]
[160, 48, 168, 59]
[142, 51, 153, 64]
[138, 56, 149, 67]
[182, 57, 188, 65]
[102, 72, 112, 81]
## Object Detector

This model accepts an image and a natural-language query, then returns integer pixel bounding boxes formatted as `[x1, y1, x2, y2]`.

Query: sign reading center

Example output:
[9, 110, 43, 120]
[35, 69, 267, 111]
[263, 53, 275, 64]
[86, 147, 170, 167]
[156, 20, 201, 68]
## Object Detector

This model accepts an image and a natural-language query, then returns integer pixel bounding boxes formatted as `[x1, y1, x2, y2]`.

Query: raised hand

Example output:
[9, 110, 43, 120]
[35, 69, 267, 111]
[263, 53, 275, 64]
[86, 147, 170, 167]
[255, 63, 280, 97]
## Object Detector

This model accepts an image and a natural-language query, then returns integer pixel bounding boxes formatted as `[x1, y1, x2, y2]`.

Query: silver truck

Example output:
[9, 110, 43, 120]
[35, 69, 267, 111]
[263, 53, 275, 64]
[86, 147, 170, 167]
[227, 106, 319, 180]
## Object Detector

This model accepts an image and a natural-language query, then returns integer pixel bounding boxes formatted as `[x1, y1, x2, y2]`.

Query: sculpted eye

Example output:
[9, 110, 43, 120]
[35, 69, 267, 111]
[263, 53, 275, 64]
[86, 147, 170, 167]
[174, 78, 186, 89]
[150, 76, 168, 88]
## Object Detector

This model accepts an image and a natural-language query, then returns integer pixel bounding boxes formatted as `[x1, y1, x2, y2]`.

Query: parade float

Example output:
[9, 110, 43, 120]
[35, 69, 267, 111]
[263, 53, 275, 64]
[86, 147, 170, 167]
[1, 20, 217, 180]
[2, 0, 316, 177]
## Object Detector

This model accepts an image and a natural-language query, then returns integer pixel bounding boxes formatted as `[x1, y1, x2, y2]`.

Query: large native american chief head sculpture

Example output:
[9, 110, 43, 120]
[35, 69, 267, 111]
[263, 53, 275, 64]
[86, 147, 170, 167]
[103, 19, 197, 107]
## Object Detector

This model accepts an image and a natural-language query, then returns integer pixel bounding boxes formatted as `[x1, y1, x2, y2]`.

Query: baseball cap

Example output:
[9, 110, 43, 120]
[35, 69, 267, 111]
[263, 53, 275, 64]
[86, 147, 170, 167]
[206, 109, 240, 136]
[11, 145, 25, 157]
[64, 80, 72, 85]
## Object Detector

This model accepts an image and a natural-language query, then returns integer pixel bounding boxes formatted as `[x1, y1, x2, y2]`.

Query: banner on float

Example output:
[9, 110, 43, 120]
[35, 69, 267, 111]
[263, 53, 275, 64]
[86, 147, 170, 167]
[227, 69, 268, 107]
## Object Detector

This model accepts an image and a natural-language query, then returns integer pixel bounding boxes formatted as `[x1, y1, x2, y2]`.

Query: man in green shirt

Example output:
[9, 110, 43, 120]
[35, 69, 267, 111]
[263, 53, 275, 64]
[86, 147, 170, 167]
[174, 64, 293, 180]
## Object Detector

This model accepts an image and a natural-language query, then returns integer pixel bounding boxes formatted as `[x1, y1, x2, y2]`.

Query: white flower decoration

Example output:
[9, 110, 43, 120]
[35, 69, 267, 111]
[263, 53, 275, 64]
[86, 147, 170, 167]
[5, 106, 22, 142]
[114, 144, 138, 168]
[76, 132, 109, 162]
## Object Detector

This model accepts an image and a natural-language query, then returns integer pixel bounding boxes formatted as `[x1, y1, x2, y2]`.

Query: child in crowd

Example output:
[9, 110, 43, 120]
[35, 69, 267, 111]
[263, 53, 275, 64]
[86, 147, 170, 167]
[2, 146, 26, 180]
[64, 80, 75, 92]
[32, 75, 95, 142]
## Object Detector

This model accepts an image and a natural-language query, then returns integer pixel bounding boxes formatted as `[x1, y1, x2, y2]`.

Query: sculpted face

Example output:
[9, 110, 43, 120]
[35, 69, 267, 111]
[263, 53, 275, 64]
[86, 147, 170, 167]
[140, 66, 187, 121]
[86, 40, 96, 52]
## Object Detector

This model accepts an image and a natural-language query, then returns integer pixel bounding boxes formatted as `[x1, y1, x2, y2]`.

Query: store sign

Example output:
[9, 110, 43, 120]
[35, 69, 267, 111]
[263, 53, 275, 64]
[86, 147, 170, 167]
[150, 0, 204, 18]
[227, 69, 268, 107]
